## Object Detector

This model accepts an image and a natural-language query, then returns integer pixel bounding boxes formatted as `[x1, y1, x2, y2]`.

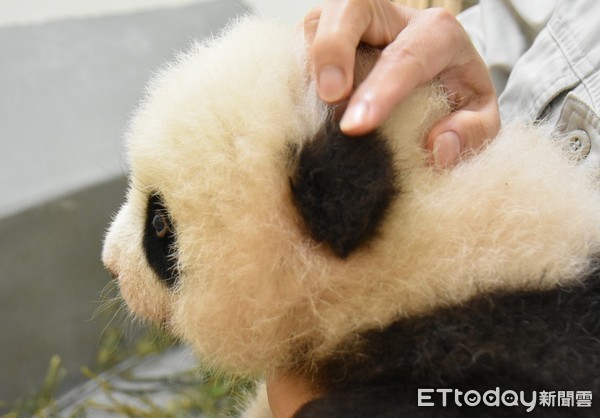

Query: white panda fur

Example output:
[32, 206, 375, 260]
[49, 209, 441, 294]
[103, 17, 600, 416]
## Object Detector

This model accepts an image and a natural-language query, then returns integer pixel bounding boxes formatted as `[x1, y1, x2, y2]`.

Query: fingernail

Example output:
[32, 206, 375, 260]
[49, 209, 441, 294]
[340, 101, 369, 133]
[318, 65, 346, 102]
[433, 131, 461, 168]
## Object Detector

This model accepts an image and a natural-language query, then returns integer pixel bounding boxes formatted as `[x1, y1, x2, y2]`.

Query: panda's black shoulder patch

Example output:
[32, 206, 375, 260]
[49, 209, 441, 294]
[296, 268, 600, 416]
[143, 193, 179, 288]
[289, 118, 398, 258]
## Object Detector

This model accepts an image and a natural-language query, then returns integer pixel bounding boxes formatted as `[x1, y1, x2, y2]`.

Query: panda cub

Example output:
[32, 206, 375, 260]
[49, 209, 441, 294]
[103, 17, 600, 417]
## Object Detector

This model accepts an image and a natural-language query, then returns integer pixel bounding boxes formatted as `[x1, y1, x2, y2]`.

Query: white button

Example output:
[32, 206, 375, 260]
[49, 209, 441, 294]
[556, 92, 600, 169]
[565, 129, 591, 160]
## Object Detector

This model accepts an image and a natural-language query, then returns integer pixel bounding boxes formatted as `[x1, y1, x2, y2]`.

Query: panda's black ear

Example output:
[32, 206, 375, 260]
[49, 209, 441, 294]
[289, 118, 398, 258]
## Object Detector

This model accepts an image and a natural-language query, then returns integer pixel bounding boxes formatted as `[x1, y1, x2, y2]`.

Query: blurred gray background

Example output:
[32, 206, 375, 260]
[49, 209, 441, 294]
[0, 0, 319, 408]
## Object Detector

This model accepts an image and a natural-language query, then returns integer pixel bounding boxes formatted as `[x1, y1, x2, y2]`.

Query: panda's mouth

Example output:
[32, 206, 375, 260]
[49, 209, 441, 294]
[106, 266, 119, 282]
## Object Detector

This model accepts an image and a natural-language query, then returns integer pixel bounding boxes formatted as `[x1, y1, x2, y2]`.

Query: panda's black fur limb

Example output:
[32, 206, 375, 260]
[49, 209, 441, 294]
[295, 267, 600, 417]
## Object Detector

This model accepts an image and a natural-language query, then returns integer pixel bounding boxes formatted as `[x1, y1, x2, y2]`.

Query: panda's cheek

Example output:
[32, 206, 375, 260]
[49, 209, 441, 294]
[118, 269, 172, 324]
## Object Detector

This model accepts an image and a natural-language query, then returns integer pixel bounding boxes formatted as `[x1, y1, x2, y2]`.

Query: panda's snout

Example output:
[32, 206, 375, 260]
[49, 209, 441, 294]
[101, 243, 120, 281]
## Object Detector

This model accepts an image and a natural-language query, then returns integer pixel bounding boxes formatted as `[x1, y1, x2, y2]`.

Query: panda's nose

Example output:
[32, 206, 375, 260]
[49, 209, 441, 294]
[106, 266, 119, 281]
[108, 269, 119, 280]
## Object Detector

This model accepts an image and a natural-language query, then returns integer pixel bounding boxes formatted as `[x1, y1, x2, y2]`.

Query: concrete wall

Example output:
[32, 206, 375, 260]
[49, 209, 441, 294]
[0, 0, 250, 406]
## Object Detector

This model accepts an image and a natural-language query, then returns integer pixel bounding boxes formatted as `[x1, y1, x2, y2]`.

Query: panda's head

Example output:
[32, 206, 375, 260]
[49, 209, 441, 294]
[103, 17, 600, 377]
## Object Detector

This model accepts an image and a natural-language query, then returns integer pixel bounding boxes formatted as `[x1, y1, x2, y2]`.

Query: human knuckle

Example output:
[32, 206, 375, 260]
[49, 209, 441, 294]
[303, 7, 321, 27]
[424, 7, 456, 26]
[382, 43, 425, 72]
[423, 7, 466, 46]
[474, 113, 500, 142]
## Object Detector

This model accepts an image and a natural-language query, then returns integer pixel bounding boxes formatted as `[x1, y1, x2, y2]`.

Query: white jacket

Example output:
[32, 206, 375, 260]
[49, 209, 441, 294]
[460, 0, 600, 167]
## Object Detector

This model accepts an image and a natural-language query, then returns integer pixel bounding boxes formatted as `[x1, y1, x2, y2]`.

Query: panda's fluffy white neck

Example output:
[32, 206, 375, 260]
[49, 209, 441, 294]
[311, 122, 600, 356]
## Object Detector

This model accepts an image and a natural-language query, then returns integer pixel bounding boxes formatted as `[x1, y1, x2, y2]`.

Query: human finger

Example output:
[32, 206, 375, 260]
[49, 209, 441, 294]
[311, 0, 409, 103]
[339, 8, 463, 134]
[340, 8, 492, 136]
[427, 95, 500, 168]
[302, 7, 322, 49]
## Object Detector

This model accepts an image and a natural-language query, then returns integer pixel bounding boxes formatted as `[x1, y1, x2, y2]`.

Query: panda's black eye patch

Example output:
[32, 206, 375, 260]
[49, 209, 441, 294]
[143, 194, 178, 288]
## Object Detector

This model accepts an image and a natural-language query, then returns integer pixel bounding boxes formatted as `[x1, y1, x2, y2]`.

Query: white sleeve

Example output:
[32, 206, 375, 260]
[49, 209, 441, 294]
[457, 0, 558, 95]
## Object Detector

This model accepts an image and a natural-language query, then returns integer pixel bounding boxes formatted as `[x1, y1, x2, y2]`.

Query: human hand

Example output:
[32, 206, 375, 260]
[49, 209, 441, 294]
[267, 374, 320, 418]
[304, 0, 500, 168]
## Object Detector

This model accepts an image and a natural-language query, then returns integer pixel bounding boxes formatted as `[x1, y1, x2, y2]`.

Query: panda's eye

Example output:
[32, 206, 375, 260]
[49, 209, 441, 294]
[143, 194, 178, 288]
[152, 213, 171, 238]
